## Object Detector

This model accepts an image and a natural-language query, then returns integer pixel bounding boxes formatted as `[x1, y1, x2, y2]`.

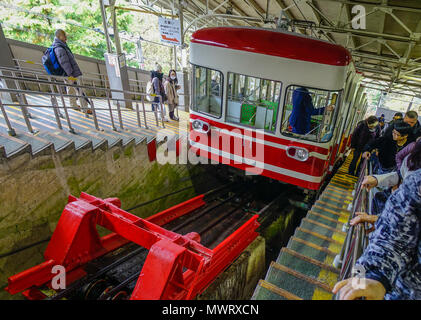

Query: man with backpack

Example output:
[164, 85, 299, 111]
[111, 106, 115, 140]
[45, 29, 89, 113]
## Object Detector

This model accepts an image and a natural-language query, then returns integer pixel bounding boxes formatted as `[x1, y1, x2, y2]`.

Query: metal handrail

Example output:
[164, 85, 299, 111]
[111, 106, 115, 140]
[333, 157, 374, 298]
[12, 59, 148, 87]
[0, 68, 169, 136]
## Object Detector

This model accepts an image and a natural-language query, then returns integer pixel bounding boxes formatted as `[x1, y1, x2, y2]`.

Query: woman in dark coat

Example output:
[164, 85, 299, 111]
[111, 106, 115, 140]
[348, 116, 380, 176]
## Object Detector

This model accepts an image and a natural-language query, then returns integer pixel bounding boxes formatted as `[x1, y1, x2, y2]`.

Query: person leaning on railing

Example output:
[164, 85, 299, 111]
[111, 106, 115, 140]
[333, 169, 421, 300]
[348, 116, 381, 177]
[359, 138, 421, 218]
[362, 122, 413, 175]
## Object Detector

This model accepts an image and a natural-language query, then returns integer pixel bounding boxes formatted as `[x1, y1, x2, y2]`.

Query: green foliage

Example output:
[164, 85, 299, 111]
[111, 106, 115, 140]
[0, 0, 182, 73]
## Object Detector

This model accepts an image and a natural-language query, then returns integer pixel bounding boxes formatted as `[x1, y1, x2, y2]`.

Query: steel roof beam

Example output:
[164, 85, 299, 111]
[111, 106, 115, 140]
[244, 0, 266, 20]
[313, 0, 421, 14]
[194, 0, 260, 26]
[313, 24, 418, 43]
[304, 1, 335, 42]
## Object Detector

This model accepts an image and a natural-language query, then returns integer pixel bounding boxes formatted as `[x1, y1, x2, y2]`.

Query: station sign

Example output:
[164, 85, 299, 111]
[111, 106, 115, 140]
[158, 17, 182, 46]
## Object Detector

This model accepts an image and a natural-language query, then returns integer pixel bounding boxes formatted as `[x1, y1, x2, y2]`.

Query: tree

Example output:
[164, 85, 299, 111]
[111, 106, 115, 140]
[0, 0, 178, 73]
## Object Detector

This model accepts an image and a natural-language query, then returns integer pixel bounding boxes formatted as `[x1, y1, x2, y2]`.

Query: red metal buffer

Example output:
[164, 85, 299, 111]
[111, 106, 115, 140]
[6, 192, 259, 300]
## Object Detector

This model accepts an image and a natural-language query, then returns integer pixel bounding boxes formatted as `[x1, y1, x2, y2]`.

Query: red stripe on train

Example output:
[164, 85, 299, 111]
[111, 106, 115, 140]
[189, 145, 322, 190]
[190, 114, 330, 155]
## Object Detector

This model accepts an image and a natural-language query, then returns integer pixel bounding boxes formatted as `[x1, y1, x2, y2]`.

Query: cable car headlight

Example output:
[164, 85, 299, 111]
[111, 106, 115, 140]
[191, 119, 210, 134]
[286, 146, 309, 162]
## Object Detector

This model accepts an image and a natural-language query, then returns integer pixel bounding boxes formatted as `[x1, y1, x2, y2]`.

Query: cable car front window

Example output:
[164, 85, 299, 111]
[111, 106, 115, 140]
[192, 65, 223, 118]
[226, 72, 281, 132]
[281, 85, 341, 142]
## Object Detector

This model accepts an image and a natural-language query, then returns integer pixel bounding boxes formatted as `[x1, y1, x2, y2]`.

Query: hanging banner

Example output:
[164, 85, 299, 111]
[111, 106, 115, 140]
[158, 17, 182, 46]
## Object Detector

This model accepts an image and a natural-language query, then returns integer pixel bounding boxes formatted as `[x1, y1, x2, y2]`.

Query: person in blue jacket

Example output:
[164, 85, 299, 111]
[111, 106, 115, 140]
[289, 87, 334, 135]
[333, 169, 421, 300]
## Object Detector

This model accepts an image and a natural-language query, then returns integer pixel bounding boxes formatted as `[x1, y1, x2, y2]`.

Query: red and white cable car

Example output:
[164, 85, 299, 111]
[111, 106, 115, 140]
[188, 27, 366, 190]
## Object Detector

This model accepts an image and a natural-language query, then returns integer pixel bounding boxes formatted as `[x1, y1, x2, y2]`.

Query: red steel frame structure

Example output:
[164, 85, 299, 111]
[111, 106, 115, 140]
[6, 192, 259, 300]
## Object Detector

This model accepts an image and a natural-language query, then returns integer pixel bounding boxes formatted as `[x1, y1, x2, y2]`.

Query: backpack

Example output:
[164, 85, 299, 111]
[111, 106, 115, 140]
[146, 79, 155, 101]
[42, 46, 65, 76]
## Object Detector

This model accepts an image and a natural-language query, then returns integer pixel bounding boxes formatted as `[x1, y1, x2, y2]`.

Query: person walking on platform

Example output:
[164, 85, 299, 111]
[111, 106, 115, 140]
[164, 69, 180, 121]
[52, 29, 90, 114]
[359, 138, 421, 216]
[362, 122, 413, 174]
[348, 116, 380, 176]
[150, 63, 168, 122]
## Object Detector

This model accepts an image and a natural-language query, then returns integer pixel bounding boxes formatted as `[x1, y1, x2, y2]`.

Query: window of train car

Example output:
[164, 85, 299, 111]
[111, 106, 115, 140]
[281, 85, 341, 143]
[226, 72, 281, 132]
[192, 65, 223, 118]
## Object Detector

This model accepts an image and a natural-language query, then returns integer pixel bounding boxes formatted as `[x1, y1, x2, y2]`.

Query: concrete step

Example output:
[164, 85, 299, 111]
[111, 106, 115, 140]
[11, 131, 54, 156]
[285, 237, 332, 264]
[311, 202, 349, 220]
[108, 128, 147, 145]
[0, 132, 32, 158]
[73, 130, 108, 150]
[264, 261, 333, 300]
[53, 130, 92, 150]
[318, 194, 352, 207]
[294, 228, 343, 254]
[36, 131, 75, 152]
[314, 198, 351, 211]
[275, 248, 339, 289]
[307, 211, 344, 229]
[288, 236, 337, 260]
[251, 279, 301, 300]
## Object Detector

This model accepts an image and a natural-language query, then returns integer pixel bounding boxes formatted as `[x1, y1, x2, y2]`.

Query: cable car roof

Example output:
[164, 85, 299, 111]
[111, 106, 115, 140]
[191, 27, 352, 67]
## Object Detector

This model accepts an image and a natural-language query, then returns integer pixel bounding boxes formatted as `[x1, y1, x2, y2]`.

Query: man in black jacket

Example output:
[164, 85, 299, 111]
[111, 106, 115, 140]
[362, 122, 413, 174]
[382, 110, 419, 140]
[348, 116, 380, 176]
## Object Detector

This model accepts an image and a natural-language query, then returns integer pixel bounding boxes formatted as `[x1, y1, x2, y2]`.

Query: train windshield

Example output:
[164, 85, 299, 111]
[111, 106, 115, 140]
[192, 65, 223, 118]
[281, 85, 341, 142]
[226, 72, 281, 132]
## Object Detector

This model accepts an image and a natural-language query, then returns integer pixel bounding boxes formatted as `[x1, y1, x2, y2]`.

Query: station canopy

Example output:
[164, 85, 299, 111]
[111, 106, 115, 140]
[132, 0, 421, 97]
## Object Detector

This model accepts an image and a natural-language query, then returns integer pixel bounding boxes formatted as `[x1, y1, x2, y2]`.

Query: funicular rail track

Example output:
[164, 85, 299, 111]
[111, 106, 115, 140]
[7, 181, 285, 300]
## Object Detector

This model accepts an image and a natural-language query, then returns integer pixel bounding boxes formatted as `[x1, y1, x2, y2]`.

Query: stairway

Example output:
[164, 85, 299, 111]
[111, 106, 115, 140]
[0, 94, 186, 160]
[252, 155, 358, 300]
